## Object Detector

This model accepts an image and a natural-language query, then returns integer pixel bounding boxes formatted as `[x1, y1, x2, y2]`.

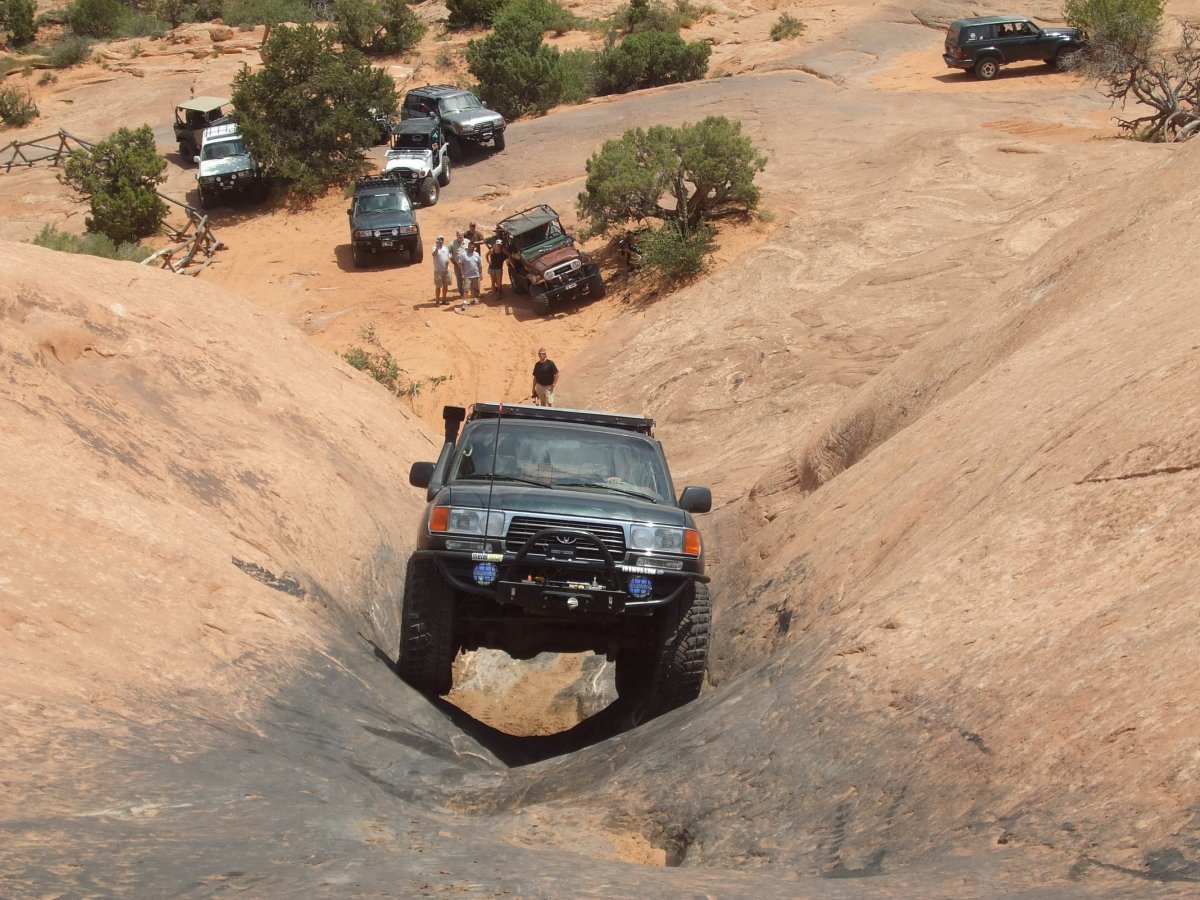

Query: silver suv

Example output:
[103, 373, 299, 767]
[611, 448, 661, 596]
[401, 85, 506, 161]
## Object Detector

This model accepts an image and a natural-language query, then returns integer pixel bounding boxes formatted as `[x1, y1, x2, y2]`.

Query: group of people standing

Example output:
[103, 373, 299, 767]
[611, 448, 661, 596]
[428, 222, 561, 408]
[430, 220, 508, 311]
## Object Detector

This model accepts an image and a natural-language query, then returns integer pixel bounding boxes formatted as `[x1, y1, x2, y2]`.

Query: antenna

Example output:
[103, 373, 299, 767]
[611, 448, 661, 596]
[484, 402, 503, 545]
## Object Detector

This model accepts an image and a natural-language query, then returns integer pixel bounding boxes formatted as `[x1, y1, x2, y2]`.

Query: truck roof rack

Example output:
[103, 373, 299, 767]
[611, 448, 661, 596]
[353, 173, 403, 191]
[464, 402, 655, 435]
[201, 122, 241, 143]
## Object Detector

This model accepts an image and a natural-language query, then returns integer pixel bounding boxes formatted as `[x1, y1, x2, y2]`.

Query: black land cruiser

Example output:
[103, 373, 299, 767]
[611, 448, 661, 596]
[401, 85, 506, 161]
[402, 402, 713, 720]
[347, 174, 423, 268]
[496, 205, 605, 314]
[943, 15, 1085, 80]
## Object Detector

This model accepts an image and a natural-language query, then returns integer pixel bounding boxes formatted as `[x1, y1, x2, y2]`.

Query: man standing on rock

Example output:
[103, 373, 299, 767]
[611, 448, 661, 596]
[531, 348, 559, 407]
[449, 230, 467, 299]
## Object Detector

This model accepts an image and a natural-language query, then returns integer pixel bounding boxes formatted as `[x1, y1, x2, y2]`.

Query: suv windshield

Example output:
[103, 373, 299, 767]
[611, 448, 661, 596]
[439, 93, 483, 113]
[201, 139, 246, 160]
[451, 422, 670, 501]
[355, 191, 411, 214]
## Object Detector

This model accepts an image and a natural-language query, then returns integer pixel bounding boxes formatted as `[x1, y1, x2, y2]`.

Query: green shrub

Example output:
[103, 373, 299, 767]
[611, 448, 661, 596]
[61, 124, 168, 245]
[1065, 0, 1162, 55]
[558, 47, 598, 103]
[68, 0, 128, 37]
[638, 219, 713, 284]
[38, 70, 58, 85]
[335, 0, 425, 56]
[47, 32, 93, 67]
[222, 0, 311, 26]
[594, 28, 709, 94]
[769, 11, 803, 40]
[30, 224, 148, 262]
[36, 5, 70, 26]
[446, 0, 505, 28]
[0, 83, 39, 126]
[615, 0, 677, 33]
[5, 0, 38, 46]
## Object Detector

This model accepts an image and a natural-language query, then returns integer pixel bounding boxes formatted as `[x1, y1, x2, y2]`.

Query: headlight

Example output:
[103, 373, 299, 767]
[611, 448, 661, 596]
[630, 525, 701, 555]
[431, 506, 505, 537]
[372, 230, 381, 238]
[418, 167, 429, 177]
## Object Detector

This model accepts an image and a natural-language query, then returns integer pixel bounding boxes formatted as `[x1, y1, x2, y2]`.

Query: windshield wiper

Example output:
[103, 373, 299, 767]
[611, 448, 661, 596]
[459, 473, 550, 488]
[557, 481, 658, 502]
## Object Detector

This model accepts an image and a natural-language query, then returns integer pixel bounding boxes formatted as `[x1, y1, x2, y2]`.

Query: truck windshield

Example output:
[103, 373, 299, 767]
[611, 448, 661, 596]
[201, 139, 246, 160]
[451, 422, 671, 502]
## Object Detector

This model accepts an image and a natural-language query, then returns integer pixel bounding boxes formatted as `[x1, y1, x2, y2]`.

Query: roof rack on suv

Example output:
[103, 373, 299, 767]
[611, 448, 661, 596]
[466, 402, 654, 435]
[354, 173, 403, 191]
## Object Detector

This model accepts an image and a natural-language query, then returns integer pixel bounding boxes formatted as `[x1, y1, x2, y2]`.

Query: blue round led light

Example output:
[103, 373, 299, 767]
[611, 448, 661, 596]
[628, 575, 652, 599]
[473, 561, 498, 586]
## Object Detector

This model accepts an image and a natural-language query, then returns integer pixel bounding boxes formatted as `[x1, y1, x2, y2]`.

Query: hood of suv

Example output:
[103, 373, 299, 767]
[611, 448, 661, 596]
[384, 149, 434, 177]
[525, 244, 585, 278]
[442, 482, 689, 527]
[442, 107, 504, 133]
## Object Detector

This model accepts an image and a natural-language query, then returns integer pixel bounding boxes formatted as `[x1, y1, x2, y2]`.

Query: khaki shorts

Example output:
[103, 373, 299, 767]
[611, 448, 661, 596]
[434, 270, 451, 288]
[534, 383, 555, 406]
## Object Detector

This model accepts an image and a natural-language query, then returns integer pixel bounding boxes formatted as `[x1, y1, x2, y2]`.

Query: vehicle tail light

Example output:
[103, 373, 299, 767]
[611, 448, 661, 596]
[955, 48, 965, 60]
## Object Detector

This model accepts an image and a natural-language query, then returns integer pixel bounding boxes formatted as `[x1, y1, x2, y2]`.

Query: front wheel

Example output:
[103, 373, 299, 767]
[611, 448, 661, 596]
[1055, 47, 1082, 71]
[397, 558, 457, 695]
[447, 135, 463, 163]
[410, 237, 424, 265]
[438, 157, 451, 187]
[531, 286, 551, 315]
[352, 243, 365, 268]
[508, 263, 529, 295]
[494, 132, 506, 152]
[973, 57, 1000, 80]
[586, 273, 606, 299]
[420, 177, 439, 207]
[643, 582, 711, 719]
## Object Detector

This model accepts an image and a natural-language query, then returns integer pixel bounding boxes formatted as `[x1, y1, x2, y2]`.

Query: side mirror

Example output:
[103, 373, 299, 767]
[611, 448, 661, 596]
[346, 208, 352, 216]
[409, 461, 435, 488]
[678, 486, 712, 514]
[193, 156, 201, 164]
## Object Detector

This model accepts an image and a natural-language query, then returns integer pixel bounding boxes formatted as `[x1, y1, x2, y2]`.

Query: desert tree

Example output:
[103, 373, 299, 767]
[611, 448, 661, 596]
[231, 23, 395, 198]
[61, 124, 167, 246]
[1090, 19, 1200, 141]
[577, 116, 766, 235]
[334, 0, 426, 57]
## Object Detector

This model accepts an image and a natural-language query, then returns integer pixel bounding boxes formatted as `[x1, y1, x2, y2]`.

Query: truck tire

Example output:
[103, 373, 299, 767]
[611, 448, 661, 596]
[586, 273, 606, 299]
[973, 57, 1000, 80]
[1055, 46, 1082, 71]
[397, 558, 457, 695]
[410, 236, 424, 265]
[643, 582, 711, 718]
[198, 187, 213, 210]
[447, 136, 463, 163]
[438, 157, 451, 187]
[179, 142, 191, 164]
[420, 177, 439, 207]
[508, 264, 529, 295]
[494, 132, 506, 152]
[531, 286, 551, 315]
[352, 243, 366, 268]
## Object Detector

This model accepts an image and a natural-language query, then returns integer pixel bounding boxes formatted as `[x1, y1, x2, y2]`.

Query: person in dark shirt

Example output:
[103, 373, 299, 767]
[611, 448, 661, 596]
[531, 348, 559, 407]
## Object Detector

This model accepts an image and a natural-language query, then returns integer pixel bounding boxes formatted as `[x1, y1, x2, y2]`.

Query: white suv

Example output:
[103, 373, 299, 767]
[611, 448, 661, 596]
[195, 122, 263, 209]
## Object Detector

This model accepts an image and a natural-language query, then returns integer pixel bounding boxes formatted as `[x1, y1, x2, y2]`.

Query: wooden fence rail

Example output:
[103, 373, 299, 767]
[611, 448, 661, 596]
[0, 130, 224, 276]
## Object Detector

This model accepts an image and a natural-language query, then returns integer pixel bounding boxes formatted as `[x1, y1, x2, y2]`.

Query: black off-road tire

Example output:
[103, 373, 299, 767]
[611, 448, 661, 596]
[352, 242, 365, 268]
[420, 177, 439, 207]
[643, 582, 711, 719]
[179, 142, 192, 164]
[508, 265, 529, 295]
[397, 558, 457, 695]
[494, 132, 506, 152]
[586, 273, 606, 299]
[447, 136, 463, 163]
[974, 57, 1000, 80]
[1055, 47, 1082, 71]
[410, 237, 424, 265]
[438, 157, 451, 187]
[531, 286, 551, 315]
[198, 187, 213, 210]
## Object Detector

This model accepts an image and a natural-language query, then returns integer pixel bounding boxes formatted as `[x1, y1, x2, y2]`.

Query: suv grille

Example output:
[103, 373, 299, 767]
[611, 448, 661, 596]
[505, 516, 626, 561]
[545, 259, 581, 282]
